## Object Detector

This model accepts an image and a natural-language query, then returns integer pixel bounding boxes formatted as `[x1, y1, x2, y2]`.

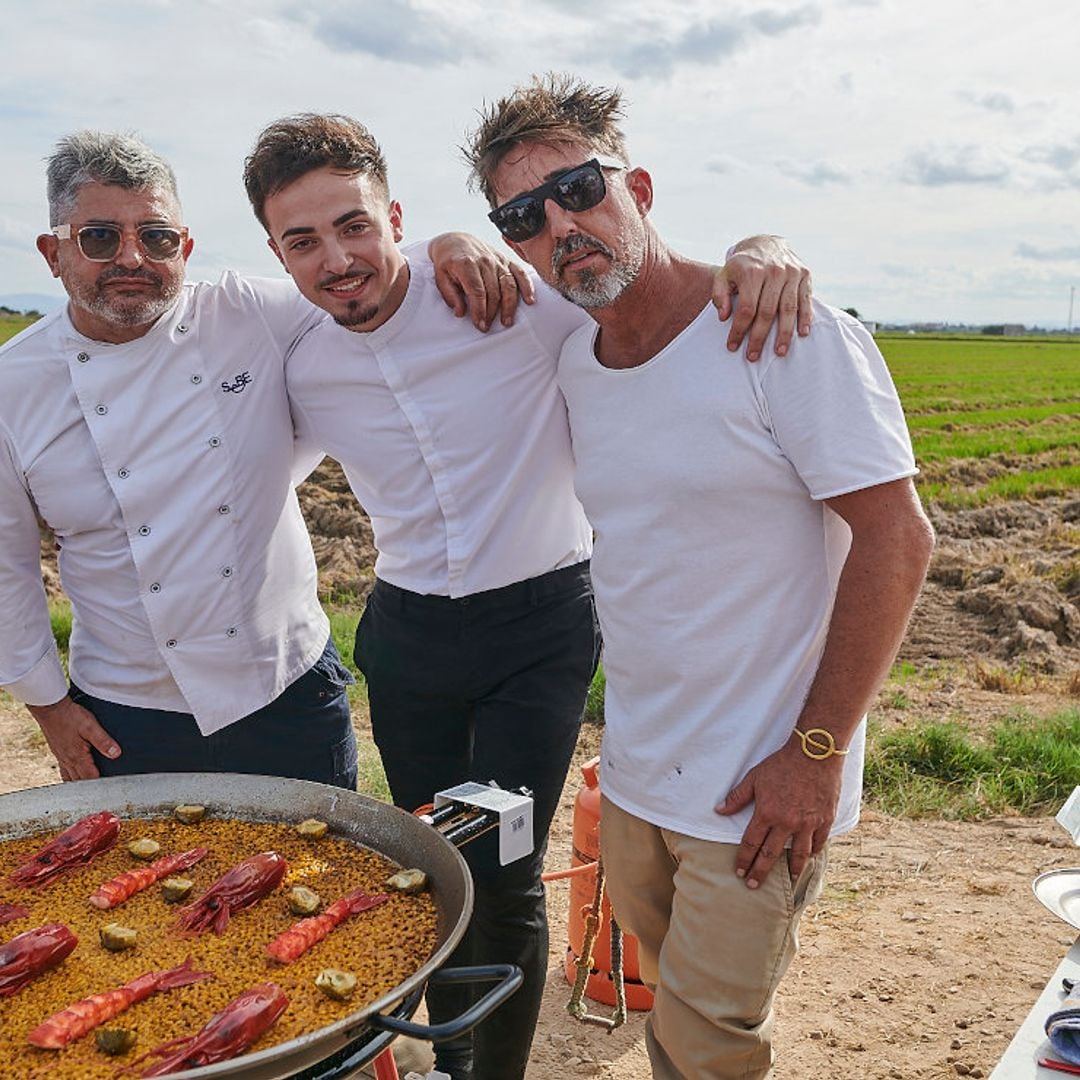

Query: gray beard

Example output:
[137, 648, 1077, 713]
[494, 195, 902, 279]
[69, 269, 180, 330]
[552, 232, 643, 310]
[76, 292, 177, 328]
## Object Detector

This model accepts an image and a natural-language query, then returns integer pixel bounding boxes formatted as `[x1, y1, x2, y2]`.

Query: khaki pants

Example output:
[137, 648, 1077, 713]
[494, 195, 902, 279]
[600, 797, 828, 1080]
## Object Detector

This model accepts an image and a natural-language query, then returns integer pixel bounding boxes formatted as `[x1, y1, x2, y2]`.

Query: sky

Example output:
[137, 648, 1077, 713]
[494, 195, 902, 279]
[1, 0, 1078, 327]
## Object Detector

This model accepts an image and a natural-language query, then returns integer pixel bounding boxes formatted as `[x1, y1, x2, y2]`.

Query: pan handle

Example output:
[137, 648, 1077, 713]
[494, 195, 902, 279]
[368, 964, 523, 1041]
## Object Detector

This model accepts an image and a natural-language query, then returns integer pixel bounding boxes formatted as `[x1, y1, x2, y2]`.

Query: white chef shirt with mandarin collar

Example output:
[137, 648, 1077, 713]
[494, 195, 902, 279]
[0, 272, 329, 735]
[285, 256, 592, 596]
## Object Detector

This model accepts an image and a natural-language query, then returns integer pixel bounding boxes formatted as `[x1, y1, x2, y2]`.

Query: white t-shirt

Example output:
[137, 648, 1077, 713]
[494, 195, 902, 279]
[558, 300, 917, 842]
[0, 273, 329, 734]
[286, 256, 593, 597]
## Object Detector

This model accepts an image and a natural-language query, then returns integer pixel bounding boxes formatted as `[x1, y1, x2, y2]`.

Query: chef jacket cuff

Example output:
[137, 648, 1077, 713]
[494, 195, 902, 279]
[3, 646, 69, 707]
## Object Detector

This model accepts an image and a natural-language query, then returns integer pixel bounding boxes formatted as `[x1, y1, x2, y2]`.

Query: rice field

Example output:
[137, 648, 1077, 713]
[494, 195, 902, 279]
[877, 334, 1080, 508]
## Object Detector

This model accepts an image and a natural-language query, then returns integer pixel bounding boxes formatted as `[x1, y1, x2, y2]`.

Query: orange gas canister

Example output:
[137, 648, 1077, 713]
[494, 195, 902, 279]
[563, 756, 653, 1010]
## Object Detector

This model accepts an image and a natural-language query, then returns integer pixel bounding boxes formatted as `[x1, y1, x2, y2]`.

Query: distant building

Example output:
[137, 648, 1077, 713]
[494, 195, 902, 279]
[860, 320, 878, 335]
[1002, 324, 1025, 337]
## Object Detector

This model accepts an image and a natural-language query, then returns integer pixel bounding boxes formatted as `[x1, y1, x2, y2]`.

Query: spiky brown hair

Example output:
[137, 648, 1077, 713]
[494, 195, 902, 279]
[464, 73, 629, 207]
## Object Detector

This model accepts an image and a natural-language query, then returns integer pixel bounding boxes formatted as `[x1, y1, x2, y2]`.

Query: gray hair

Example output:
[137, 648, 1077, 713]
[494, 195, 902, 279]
[46, 131, 181, 225]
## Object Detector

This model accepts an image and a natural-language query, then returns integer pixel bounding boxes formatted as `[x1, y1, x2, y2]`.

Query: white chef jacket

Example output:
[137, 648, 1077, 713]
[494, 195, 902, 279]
[286, 256, 592, 597]
[0, 272, 330, 735]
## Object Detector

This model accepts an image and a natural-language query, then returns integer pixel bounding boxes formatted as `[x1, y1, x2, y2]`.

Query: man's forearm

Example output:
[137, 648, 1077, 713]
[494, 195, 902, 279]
[794, 482, 934, 747]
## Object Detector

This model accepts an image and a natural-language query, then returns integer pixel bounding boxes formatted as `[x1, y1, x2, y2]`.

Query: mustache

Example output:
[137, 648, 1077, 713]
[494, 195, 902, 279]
[318, 271, 367, 289]
[552, 232, 614, 275]
[97, 266, 163, 287]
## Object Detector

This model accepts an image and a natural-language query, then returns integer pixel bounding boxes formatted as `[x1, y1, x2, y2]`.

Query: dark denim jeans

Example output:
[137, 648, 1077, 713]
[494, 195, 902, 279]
[71, 636, 358, 789]
[354, 562, 600, 1080]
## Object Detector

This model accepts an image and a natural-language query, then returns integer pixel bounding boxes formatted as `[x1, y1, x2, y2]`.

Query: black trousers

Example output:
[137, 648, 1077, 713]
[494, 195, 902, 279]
[354, 562, 600, 1080]
[73, 636, 358, 789]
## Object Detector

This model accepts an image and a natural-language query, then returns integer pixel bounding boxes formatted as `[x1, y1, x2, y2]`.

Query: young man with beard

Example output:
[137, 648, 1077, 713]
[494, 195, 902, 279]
[465, 74, 935, 1079]
[0, 131, 516, 786]
[242, 112, 812, 1080]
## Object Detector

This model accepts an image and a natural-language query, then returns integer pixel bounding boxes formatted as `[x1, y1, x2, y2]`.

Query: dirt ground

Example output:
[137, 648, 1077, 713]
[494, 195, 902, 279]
[6, 476, 1080, 1079]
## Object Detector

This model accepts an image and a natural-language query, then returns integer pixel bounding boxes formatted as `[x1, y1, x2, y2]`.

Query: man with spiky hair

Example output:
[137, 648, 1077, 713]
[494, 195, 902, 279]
[466, 73, 934, 1080]
[0, 130, 506, 789]
[243, 111, 814, 1080]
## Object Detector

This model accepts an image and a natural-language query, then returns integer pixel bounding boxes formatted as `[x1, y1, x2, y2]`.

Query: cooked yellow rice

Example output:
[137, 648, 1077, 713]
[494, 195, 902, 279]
[0, 815, 438, 1078]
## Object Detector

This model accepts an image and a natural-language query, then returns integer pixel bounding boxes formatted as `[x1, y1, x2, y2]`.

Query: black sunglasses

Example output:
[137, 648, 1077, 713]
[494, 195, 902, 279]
[51, 223, 188, 263]
[488, 157, 624, 243]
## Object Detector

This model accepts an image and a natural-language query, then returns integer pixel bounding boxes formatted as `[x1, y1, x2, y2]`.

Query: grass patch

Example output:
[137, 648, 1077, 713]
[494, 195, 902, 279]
[49, 600, 72, 661]
[584, 665, 606, 725]
[0, 314, 38, 345]
[325, 604, 367, 707]
[864, 710, 1080, 818]
[355, 738, 389, 801]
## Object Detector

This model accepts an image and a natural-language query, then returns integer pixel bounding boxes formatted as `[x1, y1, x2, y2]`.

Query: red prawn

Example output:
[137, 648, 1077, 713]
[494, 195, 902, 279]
[27, 957, 214, 1048]
[266, 887, 389, 963]
[175, 852, 286, 935]
[0, 902, 28, 924]
[131, 982, 288, 1077]
[7, 811, 120, 889]
[89, 847, 208, 910]
[0, 922, 77, 997]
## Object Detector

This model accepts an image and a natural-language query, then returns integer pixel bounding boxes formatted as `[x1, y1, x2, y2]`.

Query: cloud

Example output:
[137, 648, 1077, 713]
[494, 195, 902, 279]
[704, 154, 742, 175]
[283, 0, 484, 66]
[775, 158, 851, 186]
[600, 4, 822, 79]
[1016, 242, 1080, 262]
[1023, 138, 1080, 172]
[958, 89, 1016, 113]
[0, 217, 38, 251]
[880, 263, 921, 280]
[901, 146, 1010, 187]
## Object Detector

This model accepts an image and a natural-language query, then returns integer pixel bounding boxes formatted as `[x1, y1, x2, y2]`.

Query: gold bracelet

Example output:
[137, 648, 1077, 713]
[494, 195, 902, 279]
[794, 727, 849, 760]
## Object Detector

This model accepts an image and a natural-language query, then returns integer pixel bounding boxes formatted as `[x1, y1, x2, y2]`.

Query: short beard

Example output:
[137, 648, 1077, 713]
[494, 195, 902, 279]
[333, 302, 379, 328]
[69, 268, 179, 329]
[551, 231, 644, 310]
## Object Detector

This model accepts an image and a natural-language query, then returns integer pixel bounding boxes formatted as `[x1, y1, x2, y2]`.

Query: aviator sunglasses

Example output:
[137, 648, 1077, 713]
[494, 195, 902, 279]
[488, 157, 625, 243]
[51, 223, 188, 263]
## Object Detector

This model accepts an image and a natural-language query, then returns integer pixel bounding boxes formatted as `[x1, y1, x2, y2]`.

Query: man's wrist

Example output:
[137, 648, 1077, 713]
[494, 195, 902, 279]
[792, 726, 849, 761]
[27, 694, 72, 718]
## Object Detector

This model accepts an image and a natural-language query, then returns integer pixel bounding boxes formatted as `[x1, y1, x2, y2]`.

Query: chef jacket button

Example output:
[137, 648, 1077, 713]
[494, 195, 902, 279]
[177, 324, 189, 334]
[149, 582, 162, 594]
[208, 436, 222, 448]
[190, 373, 202, 384]
[225, 627, 238, 638]
[95, 404, 108, 415]
[221, 566, 234, 578]
[218, 504, 231, 515]
[76, 351, 90, 363]
[165, 638, 177, 648]
[117, 467, 130, 479]
[137, 525, 151, 537]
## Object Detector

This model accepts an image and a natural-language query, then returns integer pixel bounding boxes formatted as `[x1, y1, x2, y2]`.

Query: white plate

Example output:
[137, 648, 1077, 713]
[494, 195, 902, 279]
[1033, 868, 1080, 931]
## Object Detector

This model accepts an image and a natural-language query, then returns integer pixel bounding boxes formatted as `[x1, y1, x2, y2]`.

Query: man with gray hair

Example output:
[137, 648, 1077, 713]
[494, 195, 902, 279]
[467, 74, 934, 1079]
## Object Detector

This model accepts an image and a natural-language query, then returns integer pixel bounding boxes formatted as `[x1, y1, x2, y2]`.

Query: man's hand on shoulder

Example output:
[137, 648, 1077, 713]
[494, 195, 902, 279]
[427, 232, 534, 332]
[712, 235, 813, 361]
[27, 696, 121, 782]
[716, 734, 843, 889]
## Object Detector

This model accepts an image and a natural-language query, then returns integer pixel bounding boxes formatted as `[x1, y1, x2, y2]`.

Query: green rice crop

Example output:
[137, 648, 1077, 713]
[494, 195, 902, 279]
[876, 335, 1080, 505]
